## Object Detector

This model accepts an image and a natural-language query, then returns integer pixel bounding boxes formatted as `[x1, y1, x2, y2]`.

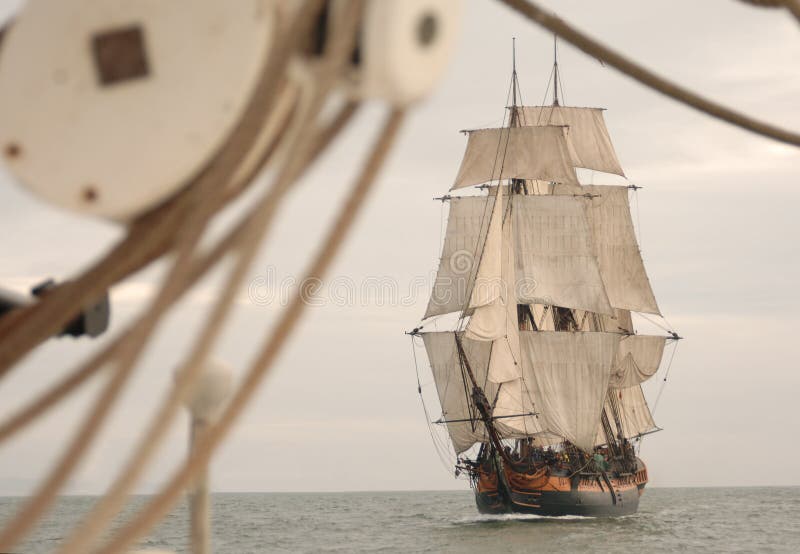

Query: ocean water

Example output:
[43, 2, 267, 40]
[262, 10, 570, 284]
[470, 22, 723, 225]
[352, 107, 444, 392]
[1, 487, 798, 553]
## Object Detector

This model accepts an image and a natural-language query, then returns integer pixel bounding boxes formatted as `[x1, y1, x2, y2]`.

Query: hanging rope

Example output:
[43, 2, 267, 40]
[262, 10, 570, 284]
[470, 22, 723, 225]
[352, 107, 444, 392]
[651, 339, 680, 417]
[497, 0, 800, 146]
[96, 104, 406, 554]
[410, 336, 456, 471]
[637, 339, 680, 455]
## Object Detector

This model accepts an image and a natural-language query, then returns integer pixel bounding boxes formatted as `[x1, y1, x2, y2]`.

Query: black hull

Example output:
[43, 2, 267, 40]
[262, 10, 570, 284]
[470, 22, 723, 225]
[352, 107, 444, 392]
[475, 483, 644, 517]
[472, 458, 649, 517]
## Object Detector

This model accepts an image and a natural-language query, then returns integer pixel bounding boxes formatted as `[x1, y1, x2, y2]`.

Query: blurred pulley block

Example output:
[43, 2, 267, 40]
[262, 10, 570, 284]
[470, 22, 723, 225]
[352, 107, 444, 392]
[0, 0, 461, 221]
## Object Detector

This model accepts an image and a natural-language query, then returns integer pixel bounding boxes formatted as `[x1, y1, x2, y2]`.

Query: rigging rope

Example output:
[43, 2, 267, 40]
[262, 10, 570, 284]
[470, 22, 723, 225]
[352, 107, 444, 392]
[456, 69, 517, 327]
[410, 335, 456, 470]
[635, 311, 675, 334]
[651, 339, 680, 417]
[737, 0, 800, 21]
[637, 340, 679, 455]
[497, 0, 800, 147]
[538, 65, 555, 116]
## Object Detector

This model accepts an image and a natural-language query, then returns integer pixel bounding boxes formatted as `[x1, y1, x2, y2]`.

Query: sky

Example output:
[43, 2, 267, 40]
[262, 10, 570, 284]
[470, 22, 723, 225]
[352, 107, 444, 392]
[0, 0, 799, 497]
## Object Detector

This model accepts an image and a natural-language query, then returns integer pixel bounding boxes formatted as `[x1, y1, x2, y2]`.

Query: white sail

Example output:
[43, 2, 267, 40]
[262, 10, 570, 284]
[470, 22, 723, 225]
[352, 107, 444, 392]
[424, 195, 495, 319]
[465, 186, 522, 384]
[514, 331, 620, 452]
[452, 126, 579, 189]
[599, 385, 658, 442]
[492, 378, 560, 445]
[582, 185, 660, 315]
[609, 335, 666, 388]
[512, 194, 613, 315]
[515, 106, 625, 176]
[421, 332, 495, 454]
[466, 185, 503, 310]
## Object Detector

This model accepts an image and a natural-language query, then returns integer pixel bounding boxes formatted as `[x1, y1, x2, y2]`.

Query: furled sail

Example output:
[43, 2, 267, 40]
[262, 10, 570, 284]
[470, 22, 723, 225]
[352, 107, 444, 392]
[421, 332, 495, 454]
[599, 385, 658, 441]
[512, 194, 613, 315]
[509, 331, 620, 452]
[514, 106, 625, 176]
[424, 195, 495, 319]
[465, 186, 521, 384]
[582, 185, 660, 314]
[609, 335, 666, 388]
[452, 126, 579, 189]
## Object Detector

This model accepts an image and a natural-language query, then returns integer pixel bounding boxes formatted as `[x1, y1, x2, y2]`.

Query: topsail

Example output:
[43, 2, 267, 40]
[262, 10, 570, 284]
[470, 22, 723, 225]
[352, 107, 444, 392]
[512, 194, 613, 315]
[514, 105, 625, 176]
[580, 185, 660, 315]
[452, 126, 579, 189]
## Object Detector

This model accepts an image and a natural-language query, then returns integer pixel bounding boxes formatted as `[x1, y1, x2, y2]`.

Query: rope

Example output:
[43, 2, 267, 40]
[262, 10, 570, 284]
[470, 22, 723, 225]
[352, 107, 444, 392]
[0, 162, 222, 550]
[66, 5, 369, 552]
[635, 311, 675, 334]
[0, 1, 368, 551]
[96, 105, 405, 554]
[651, 340, 680, 417]
[497, 0, 800, 146]
[737, 0, 786, 7]
[0, 94, 357, 448]
[457, 63, 522, 324]
[411, 336, 455, 470]
[638, 340, 679, 455]
[739, 0, 800, 23]
[539, 65, 555, 115]
[789, 0, 800, 21]
[57, 76, 333, 554]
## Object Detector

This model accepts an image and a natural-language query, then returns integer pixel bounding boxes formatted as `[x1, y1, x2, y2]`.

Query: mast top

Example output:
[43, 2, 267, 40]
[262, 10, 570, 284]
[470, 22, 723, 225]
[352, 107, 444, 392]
[512, 37, 517, 75]
[552, 34, 560, 106]
[511, 37, 518, 110]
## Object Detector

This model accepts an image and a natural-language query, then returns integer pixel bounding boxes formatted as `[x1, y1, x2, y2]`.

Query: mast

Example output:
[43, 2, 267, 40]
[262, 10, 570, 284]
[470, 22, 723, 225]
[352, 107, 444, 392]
[508, 38, 531, 350]
[552, 35, 560, 106]
[454, 333, 514, 465]
[510, 37, 519, 127]
[508, 39, 527, 196]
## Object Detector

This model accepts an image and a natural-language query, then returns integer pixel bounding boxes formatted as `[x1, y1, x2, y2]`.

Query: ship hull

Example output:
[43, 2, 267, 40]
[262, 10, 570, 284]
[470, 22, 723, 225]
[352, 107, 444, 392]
[473, 460, 648, 517]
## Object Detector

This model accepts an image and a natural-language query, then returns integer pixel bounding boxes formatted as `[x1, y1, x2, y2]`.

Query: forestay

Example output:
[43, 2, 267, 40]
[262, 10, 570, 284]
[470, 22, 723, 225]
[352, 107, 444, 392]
[512, 194, 613, 315]
[421, 332, 496, 454]
[516, 331, 620, 452]
[515, 106, 625, 176]
[582, 185, 660, 314]
[609, 335, 666, 388]
[452, 126, 579, 189]
[424, 195, 495, 319]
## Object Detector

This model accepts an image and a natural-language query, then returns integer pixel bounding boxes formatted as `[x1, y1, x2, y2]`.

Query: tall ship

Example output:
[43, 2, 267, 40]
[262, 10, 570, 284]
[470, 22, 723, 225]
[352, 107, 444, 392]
[411, 43, 680, 517]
